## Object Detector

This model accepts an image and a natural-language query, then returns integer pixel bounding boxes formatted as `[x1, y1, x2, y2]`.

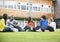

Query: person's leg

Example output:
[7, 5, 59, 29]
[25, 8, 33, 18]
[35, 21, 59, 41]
[35, 26, 41, 30]
[24, 26, 28, 31]
[24, 26, 31, 31]
[3, 28, 13, 32]
[41, 28, 45, 32]
[47, 26, 54, 32]
[17, 27, 22, 31]
[26, 26, 31, 32]
[35, 26, 41, 32]
[32, 27, 36, 32]
[11, 28, 18, 32]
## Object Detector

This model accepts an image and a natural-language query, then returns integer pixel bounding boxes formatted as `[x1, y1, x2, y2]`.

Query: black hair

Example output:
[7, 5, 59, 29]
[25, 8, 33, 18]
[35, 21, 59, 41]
[28, 17, 31, 23]
[41, 15, 46, 20]
[3, 14, 8, 25]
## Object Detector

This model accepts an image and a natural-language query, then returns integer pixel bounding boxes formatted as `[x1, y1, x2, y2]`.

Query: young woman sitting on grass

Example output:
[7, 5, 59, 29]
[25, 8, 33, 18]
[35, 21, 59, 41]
[0, 14, 12, 32]
[47, 18, 56, 32]
[24, 17, 36, 32]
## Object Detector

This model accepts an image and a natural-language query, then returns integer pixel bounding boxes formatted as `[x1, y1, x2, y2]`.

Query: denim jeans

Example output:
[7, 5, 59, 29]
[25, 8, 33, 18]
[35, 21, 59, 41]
[3, 28, 12, 32]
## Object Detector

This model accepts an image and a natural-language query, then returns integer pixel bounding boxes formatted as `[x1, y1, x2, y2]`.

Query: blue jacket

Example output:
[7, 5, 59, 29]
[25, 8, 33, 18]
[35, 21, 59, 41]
[40, 20, 48, 29]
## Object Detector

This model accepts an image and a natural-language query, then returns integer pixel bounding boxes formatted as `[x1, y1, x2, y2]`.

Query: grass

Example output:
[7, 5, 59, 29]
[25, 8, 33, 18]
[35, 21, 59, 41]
[0, 29, 60, 42]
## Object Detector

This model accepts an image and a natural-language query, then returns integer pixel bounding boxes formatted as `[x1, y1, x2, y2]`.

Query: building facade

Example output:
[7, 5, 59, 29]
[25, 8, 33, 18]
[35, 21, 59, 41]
[0, 0, 54, 18]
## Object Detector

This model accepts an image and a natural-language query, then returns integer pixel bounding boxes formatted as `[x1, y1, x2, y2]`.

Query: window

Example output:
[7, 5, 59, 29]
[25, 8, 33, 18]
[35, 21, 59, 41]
[37, 7, 40, 11]
[19, 2, 27, 10]
[33, 6, 37, 11]
[0, 0, 3, 8]
[21, 5, 26, 10]
[27, 3, 32, 11]
[32, 4, 40, 11]
[42, 5, 49, 12]
[5, 1, 16, 9]
[43, 7, 48, 12]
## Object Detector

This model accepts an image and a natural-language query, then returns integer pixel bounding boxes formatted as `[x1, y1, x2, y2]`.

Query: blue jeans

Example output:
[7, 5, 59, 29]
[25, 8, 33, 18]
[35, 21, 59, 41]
[3, 28, 12, 32]
[8, 25, 22, 32]
[13, 26, 22, 32]
[17, 26, 22, 31]
[41, 27, 47, 32]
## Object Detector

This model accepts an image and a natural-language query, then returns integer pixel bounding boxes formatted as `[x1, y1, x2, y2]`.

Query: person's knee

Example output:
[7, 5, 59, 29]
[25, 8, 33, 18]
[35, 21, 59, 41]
[18, 27, 22, 31]
[49, 29, 54, 32]
[41, 28, 45, 32]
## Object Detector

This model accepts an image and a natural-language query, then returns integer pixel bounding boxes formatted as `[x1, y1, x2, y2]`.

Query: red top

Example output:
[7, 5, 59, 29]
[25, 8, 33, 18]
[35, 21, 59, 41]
[28, 21, 35, 28]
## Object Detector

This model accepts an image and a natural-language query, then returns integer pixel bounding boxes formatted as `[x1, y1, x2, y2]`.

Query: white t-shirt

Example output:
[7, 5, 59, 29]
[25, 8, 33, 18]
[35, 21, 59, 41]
[49, 22, 56, 31]
[6, 19, 18, 28]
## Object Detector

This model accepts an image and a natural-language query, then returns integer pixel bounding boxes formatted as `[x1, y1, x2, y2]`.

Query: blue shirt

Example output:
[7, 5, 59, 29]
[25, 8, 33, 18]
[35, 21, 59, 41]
[40, 19, 48, 29]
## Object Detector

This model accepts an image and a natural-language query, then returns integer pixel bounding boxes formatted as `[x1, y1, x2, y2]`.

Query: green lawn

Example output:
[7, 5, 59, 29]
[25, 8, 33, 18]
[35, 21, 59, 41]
[0, 29, 60, 42]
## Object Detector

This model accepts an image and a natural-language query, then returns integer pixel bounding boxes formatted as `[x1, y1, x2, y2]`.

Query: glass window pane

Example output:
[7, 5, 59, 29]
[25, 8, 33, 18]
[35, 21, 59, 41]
[5, 1, 16, 9]
[42, 5, 49, 12]
[43, 7, 48, 12]
[0, 0, 3, 8]
[21, 5, 26, 10]
[33, 6, 37, 11]
[8, 5, 13, 8]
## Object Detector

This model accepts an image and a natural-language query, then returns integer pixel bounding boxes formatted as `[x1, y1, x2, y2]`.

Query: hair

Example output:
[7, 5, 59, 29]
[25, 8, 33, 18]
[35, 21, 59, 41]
[41, 15, 46, 20]
[49, 18, 54, 22]
[28, 17, 31, 23]
[3, 14, 8, 25]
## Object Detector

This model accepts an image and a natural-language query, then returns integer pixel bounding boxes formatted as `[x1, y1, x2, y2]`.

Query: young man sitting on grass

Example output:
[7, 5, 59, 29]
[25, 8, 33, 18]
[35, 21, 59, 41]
[40, 15, 55, 32]
[6, 16, 22, 32]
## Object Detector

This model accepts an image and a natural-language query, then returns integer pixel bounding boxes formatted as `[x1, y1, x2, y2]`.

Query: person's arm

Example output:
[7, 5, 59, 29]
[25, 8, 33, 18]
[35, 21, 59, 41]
[39, 20, 42, 26]
[47, 20, 50, 26]
[13, 23, 19, 27]
[7, 19, 13, 25]
[8, 22, 13, 25]
[7, 19, 16, 26]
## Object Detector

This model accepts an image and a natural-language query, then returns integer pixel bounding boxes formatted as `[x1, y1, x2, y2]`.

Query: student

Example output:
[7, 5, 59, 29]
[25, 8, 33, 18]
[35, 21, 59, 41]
[24, 17, 35, 32]
[47, 18, 56, 32]
[0, 14, 12, 32]
[6, 16, 22, 32]
[40, 15, 48, 32]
